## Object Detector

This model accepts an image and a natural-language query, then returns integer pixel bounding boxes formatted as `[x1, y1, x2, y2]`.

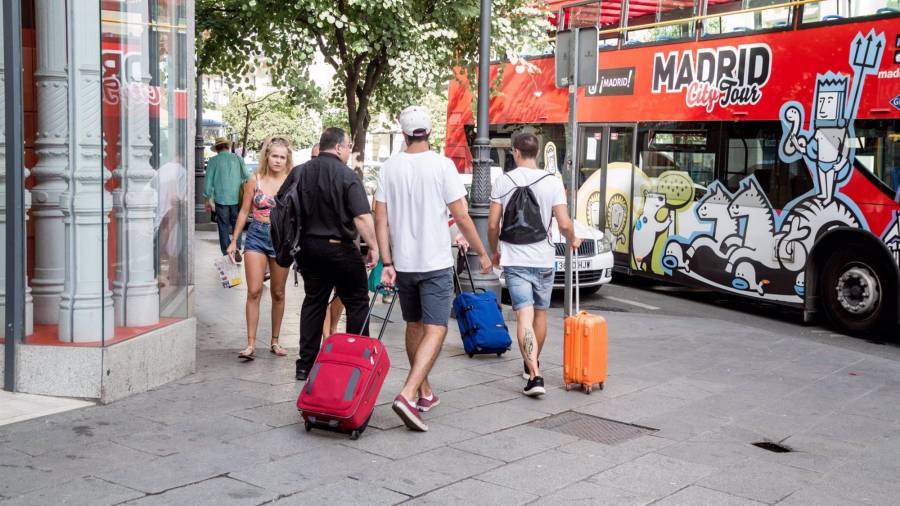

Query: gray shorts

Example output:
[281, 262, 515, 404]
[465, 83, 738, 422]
[395, 268, 454, 326]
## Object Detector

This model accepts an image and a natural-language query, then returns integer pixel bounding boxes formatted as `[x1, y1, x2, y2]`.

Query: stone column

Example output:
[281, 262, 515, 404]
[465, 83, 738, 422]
[30, 0, 69, 325]
[0, 6, 34, 337]
[111, 0, 159, 327]
[58, 0, 113, 342]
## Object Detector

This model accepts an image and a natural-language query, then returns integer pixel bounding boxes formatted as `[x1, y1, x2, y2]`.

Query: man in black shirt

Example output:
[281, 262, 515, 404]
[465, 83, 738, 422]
[279, 128, 378, 380]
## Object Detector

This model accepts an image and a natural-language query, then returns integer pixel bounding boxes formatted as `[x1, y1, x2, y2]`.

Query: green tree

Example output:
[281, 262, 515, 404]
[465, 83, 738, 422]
[221, 93, 321, 156]
[198, 0, 549, 159]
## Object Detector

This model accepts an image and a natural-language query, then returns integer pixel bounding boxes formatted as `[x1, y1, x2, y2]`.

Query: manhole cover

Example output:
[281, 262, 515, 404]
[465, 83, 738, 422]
[530, 411, 656, 445]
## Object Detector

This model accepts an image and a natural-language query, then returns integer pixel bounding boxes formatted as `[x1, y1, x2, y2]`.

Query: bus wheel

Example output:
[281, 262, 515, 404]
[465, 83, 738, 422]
[821, 245, 896, 338]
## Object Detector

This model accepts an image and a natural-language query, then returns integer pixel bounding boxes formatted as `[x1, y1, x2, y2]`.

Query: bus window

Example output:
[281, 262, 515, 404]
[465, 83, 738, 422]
[703, 0, 793, 36]
[639, 127, 716, 198]
[801, 0, 900, 23]
[853, 120, 900, 194]
[723, 122, 811, 208]
[625, 0, 697, 45]
[600, 0, 625, 49]
[560, 2, 601, 30]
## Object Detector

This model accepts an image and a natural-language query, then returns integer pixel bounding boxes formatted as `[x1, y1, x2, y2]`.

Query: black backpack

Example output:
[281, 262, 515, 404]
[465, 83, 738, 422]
[499, 173, 552, 245]
[269, 171, 304, 268]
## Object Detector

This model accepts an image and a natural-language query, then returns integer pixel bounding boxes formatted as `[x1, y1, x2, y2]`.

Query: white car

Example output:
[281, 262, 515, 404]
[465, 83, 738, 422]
[454, 170, 614, 294]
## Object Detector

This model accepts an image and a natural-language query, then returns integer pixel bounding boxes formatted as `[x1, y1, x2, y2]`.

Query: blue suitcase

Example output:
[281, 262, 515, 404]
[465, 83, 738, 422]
[453, 251, 512, 357]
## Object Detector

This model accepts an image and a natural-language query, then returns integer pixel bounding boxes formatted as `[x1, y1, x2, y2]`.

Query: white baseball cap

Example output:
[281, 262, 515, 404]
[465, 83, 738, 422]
[399, 106, 432, 136]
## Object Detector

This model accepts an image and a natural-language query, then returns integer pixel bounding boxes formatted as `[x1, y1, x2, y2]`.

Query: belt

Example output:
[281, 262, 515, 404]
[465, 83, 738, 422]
[304, 235, 354, 244]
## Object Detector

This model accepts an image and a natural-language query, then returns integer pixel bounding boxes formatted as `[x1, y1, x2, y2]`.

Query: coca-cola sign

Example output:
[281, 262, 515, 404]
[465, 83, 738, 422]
[102, 50, 161, 106]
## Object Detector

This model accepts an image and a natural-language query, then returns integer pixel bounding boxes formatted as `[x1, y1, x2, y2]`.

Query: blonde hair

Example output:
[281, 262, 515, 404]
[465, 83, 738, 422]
[257, 136, 293, 177]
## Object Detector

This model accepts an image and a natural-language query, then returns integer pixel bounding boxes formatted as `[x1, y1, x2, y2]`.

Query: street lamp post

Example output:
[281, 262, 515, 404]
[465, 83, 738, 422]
[467, 0, 501, 297]
[194, 72, 208, 225]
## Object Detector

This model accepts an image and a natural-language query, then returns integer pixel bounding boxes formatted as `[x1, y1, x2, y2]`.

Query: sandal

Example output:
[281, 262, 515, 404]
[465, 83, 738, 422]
[238, 346, 256, 361]
[270, 338, 287, 357]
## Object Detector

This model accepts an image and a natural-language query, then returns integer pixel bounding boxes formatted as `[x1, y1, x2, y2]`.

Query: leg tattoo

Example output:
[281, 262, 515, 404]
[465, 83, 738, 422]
[524, 328, 536, 366]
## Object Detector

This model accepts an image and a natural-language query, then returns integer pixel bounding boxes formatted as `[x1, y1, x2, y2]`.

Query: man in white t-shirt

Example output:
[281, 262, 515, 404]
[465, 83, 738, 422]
[488, 132, 581, 397]
[375, 105, 492, 432]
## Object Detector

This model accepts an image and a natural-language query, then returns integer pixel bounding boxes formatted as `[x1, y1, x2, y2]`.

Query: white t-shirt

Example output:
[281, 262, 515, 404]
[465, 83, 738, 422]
[491, 167, 567, 268]
[375, 150, 467, 272]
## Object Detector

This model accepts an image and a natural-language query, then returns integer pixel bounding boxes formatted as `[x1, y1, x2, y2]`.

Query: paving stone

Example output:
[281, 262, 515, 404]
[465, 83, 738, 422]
[367, 403, 405, 430]
[353, 446, 503, 497]
[230, 401, 302, 428]
[636, 406, 733, 442]
[343, 421, 478, 459]
[480, 448, 617, 496]
[494, 389, 601, 415]
[531, 480, 655, 505]
[655, 438, 758, 469]
[123, 476, 276, 505]
[776, 486, 870, 506]
[839, 390, 900, 424]
[637, 377, 730, 402]
[451, 425, 579, 462]
[799, 413, 895, 449]
[95, 442, 270, 494]
[407, 478, 537, 505]
[651, 485, 765, 505]
[432, 400, 548, 435]
[698, 458, 821, 503]
[574, 390, 690, 423]
[587, 453, 717, 498]
[557, 435, 677, 466]
[426, 368, 508, 392]
[229, 444, 389, 496]
[437, 384, 521, 410]
[0, 476, 144, 506]
[229, 423, 332, 459]
[274, 477, 408, 505]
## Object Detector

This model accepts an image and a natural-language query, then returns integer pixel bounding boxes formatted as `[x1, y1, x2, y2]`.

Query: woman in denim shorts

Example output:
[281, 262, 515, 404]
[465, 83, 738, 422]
[227, 136, 292, 360]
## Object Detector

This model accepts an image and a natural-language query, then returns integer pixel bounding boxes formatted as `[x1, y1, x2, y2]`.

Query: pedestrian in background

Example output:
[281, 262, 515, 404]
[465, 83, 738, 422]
[204, 136, 249, 260]
[228, 136, 293, 360]
[375, 105, 492, 432]
[488, 132, 581, 396]
[283, 128, 379, 381]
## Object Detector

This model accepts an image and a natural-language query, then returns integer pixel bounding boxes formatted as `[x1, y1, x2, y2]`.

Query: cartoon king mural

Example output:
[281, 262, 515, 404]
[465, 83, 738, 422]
[658, 30, 887, 303]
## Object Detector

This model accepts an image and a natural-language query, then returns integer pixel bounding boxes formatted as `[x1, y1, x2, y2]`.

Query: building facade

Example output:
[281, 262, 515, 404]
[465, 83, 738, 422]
[2, 0, 196, 402]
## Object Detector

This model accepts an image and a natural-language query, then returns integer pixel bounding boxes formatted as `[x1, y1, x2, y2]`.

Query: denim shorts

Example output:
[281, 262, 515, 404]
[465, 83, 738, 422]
[395, 268, 454, 326]
[504, 266, 554, 311]
[244, 220, 275, 258]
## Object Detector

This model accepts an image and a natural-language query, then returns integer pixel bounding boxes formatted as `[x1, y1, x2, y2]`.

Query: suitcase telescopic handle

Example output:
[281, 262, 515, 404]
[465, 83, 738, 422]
[361, 284, 398, 342]
[573, 249, 581, 314]
[455, 246, 482, 293]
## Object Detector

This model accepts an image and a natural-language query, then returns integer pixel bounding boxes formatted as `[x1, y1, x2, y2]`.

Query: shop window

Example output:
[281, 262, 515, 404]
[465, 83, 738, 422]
[723, 122, 812, 208]
[852, 120, 900, 195]
[801, 0, 900, 23]
[625, 0, 697, 45]
[703, 0, 793, 35]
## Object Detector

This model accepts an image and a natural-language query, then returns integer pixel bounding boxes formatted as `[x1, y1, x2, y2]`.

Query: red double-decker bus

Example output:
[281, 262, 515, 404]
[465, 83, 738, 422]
[446, 0, 900, 335]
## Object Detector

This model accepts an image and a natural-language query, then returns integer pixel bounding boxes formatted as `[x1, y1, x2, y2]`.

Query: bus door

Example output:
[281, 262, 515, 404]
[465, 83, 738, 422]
[576, 124, 637, 264]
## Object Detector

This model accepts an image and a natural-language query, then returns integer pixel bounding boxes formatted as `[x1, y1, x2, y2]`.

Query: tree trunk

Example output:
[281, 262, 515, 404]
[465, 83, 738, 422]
[348, 104, 370, 180]
[241, 106, 252, 158]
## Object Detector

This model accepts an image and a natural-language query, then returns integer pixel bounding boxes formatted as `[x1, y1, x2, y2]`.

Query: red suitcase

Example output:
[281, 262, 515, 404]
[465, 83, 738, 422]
[297, 287, 396, 440]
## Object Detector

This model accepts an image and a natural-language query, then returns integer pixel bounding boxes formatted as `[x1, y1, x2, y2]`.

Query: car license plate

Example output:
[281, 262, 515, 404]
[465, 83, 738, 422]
[555, 259, 591, 271]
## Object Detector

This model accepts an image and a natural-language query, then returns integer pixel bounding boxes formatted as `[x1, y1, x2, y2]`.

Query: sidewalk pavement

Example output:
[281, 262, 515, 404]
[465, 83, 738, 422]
[1, 230, 899, 505]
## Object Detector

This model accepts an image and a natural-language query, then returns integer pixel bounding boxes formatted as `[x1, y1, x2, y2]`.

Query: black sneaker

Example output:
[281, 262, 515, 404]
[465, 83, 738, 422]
[522, 360, 541, 381]
[295, 359, 309, 381]
[523, 376, 546, 397]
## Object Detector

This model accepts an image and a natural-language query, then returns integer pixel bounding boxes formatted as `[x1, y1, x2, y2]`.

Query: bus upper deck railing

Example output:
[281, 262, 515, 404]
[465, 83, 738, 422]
[553, 0, 899, 49]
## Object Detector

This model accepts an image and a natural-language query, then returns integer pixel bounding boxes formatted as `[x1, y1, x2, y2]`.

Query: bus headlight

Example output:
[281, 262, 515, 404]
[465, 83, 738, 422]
[597, 236, 612, 254]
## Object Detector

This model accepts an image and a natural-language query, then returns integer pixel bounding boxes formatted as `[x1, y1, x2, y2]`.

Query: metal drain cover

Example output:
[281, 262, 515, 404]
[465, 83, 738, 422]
[530, 411, 656, 445]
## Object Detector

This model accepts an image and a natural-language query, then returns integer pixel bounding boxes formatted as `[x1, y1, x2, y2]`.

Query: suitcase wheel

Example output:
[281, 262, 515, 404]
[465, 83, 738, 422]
[468, 353, 474, 358]
[304, 421, 312, 432]
[584, 384, 593, 394]
[564, 384, 571, 391]
[598, 382, 604, 391]
[350, 429, 361, 440]
[496, 352, 503, 357]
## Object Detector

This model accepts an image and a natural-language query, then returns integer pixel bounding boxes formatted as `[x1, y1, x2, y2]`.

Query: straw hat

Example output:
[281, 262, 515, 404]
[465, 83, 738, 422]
[213, 136, 230, 150]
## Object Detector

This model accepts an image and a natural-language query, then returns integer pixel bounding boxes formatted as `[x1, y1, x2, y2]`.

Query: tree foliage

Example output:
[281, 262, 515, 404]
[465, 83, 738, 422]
[198, 0, 550, 157]
[221, 93, 320, 155]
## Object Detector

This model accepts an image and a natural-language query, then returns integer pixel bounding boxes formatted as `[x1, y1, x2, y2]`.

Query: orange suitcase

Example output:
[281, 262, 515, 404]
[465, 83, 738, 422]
[563, 253, 608, 394]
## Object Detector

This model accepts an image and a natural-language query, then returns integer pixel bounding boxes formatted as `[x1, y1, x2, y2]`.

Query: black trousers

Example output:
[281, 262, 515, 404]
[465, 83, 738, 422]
[297, 237, 370, 370]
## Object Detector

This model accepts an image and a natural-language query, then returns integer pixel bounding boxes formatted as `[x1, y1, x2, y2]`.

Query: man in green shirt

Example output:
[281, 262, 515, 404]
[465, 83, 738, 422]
[204, 137, 249, 257]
